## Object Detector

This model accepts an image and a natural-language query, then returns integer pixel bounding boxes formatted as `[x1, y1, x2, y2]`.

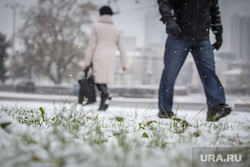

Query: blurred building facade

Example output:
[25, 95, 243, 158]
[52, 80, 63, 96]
[231, 15, 250, 62]
[113, 10, 250, 94]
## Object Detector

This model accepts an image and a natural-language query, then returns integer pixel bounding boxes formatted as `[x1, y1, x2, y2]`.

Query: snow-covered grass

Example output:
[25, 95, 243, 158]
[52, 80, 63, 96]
[0, 101, 250, 167]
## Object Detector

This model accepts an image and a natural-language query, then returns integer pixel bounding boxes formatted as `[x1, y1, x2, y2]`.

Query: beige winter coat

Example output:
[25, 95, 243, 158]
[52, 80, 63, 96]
[85, 15, 127, 84]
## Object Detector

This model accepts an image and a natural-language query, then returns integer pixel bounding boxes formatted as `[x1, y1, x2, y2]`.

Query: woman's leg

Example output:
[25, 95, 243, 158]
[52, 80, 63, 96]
[96, 84, 110, 110]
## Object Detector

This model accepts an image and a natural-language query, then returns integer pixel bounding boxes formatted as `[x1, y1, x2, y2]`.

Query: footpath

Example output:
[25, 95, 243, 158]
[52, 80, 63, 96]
[0, 91, 249, 112]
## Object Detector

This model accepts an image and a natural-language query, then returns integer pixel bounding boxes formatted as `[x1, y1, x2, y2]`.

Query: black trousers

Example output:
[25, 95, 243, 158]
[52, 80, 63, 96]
[96, 84, 109, 97]
[96, 84, 109, 105]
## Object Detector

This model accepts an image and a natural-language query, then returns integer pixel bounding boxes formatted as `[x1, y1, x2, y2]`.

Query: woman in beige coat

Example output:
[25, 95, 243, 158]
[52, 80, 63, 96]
[84, 6, 127, 111]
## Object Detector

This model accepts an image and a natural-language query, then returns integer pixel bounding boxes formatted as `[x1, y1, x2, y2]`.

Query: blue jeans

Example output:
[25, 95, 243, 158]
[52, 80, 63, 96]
[158, 37, 226, 113]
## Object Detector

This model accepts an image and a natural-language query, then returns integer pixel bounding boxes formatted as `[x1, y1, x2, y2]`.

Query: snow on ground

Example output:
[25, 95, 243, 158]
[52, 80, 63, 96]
[0, 100, 250, 167]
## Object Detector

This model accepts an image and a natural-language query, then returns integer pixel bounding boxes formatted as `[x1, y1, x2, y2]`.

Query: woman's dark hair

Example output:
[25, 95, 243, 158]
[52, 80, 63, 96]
[99, 6, 113, 16]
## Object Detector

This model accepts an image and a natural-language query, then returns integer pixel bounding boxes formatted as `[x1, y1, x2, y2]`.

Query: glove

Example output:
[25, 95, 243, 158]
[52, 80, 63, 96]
[212, 33, 222, 50]
[166, 19, 181, 37]
[212, 25, 223, 50]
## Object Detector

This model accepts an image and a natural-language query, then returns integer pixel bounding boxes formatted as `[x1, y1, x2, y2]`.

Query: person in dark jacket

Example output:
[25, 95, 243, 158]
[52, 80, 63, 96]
[157, 0, 232, 121]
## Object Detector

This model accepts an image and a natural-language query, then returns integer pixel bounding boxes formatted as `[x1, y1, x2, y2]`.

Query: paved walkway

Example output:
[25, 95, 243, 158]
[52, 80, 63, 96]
[0, 91, 249, 112]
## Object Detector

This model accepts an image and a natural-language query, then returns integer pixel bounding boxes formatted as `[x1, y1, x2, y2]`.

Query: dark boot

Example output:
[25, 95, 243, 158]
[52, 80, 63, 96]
[96, 84, 110, 111]
[158, 111, 174, 119]
[207, 104, 232, 122]
[101, 95, 112, 111]
[98, 94, 106, 110]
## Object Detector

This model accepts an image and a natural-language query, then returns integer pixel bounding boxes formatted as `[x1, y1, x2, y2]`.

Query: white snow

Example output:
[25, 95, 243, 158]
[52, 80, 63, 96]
[0, 100, 250, 167]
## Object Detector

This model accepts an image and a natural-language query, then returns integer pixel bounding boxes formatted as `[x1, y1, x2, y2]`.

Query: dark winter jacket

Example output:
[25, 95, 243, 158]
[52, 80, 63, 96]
[157, 0, 223, 41]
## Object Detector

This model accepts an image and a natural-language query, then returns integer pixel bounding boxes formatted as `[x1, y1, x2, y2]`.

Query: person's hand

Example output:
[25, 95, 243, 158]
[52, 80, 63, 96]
[212, 34, 222, 50]
[122, 67, 127, 72]
[212, 25, 223, 51]
[166, 19, 181, 37]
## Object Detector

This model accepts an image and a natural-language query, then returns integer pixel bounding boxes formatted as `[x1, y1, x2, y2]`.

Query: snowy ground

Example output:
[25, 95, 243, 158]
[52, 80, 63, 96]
[0, 100, 250, 167]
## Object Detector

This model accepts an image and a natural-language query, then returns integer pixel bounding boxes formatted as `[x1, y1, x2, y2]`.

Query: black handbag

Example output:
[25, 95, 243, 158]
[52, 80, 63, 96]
[78, 64, 96, 104]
